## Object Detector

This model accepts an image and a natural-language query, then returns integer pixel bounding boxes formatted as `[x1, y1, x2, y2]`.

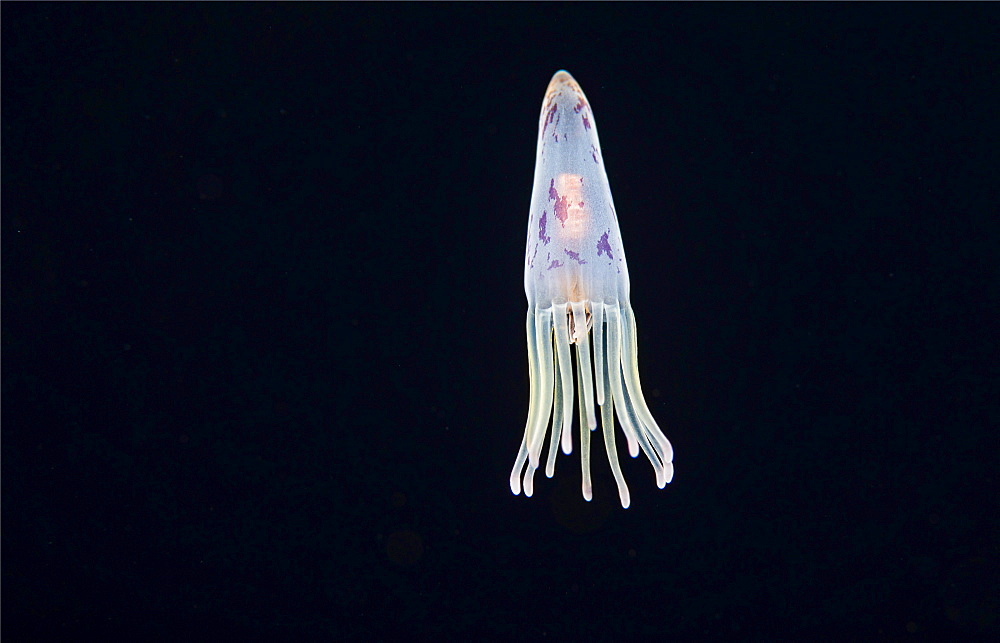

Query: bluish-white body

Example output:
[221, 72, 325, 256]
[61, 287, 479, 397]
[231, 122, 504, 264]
[511, 70, 674, 508]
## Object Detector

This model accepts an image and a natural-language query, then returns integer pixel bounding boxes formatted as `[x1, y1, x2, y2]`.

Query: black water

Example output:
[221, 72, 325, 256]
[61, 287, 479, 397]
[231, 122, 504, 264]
[4, 4, 997, 639]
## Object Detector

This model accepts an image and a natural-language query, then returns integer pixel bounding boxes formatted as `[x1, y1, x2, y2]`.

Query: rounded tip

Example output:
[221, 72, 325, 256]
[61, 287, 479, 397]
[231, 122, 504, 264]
[662, 462, 674, 485]
[546, 70, 579, 93]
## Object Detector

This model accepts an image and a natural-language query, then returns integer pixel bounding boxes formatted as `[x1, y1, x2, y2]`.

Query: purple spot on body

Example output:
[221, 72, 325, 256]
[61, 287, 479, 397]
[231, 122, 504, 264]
[582, 114, 591, 130]
[542, 103, 557, 139]
[549, 179, 573, 226]
[564, 249, 586, 264]
[591, 145, 600, 163]
[548, 259, 564, 270]
[539, 211, 551, 244]
[553, 195, 569, 225]
[596, 231, 614, 260]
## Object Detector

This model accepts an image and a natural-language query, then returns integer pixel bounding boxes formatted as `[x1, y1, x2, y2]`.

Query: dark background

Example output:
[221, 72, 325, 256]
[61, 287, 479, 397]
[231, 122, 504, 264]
[3, 3, 997, 639]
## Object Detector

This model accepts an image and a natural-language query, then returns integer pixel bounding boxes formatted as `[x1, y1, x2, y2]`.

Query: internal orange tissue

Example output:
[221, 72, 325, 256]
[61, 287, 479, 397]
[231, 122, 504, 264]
[555, 173, 587, 240]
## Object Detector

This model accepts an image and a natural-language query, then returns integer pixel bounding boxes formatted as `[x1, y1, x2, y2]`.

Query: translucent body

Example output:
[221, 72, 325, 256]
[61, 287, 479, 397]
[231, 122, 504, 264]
[510, 71, 674, 508]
